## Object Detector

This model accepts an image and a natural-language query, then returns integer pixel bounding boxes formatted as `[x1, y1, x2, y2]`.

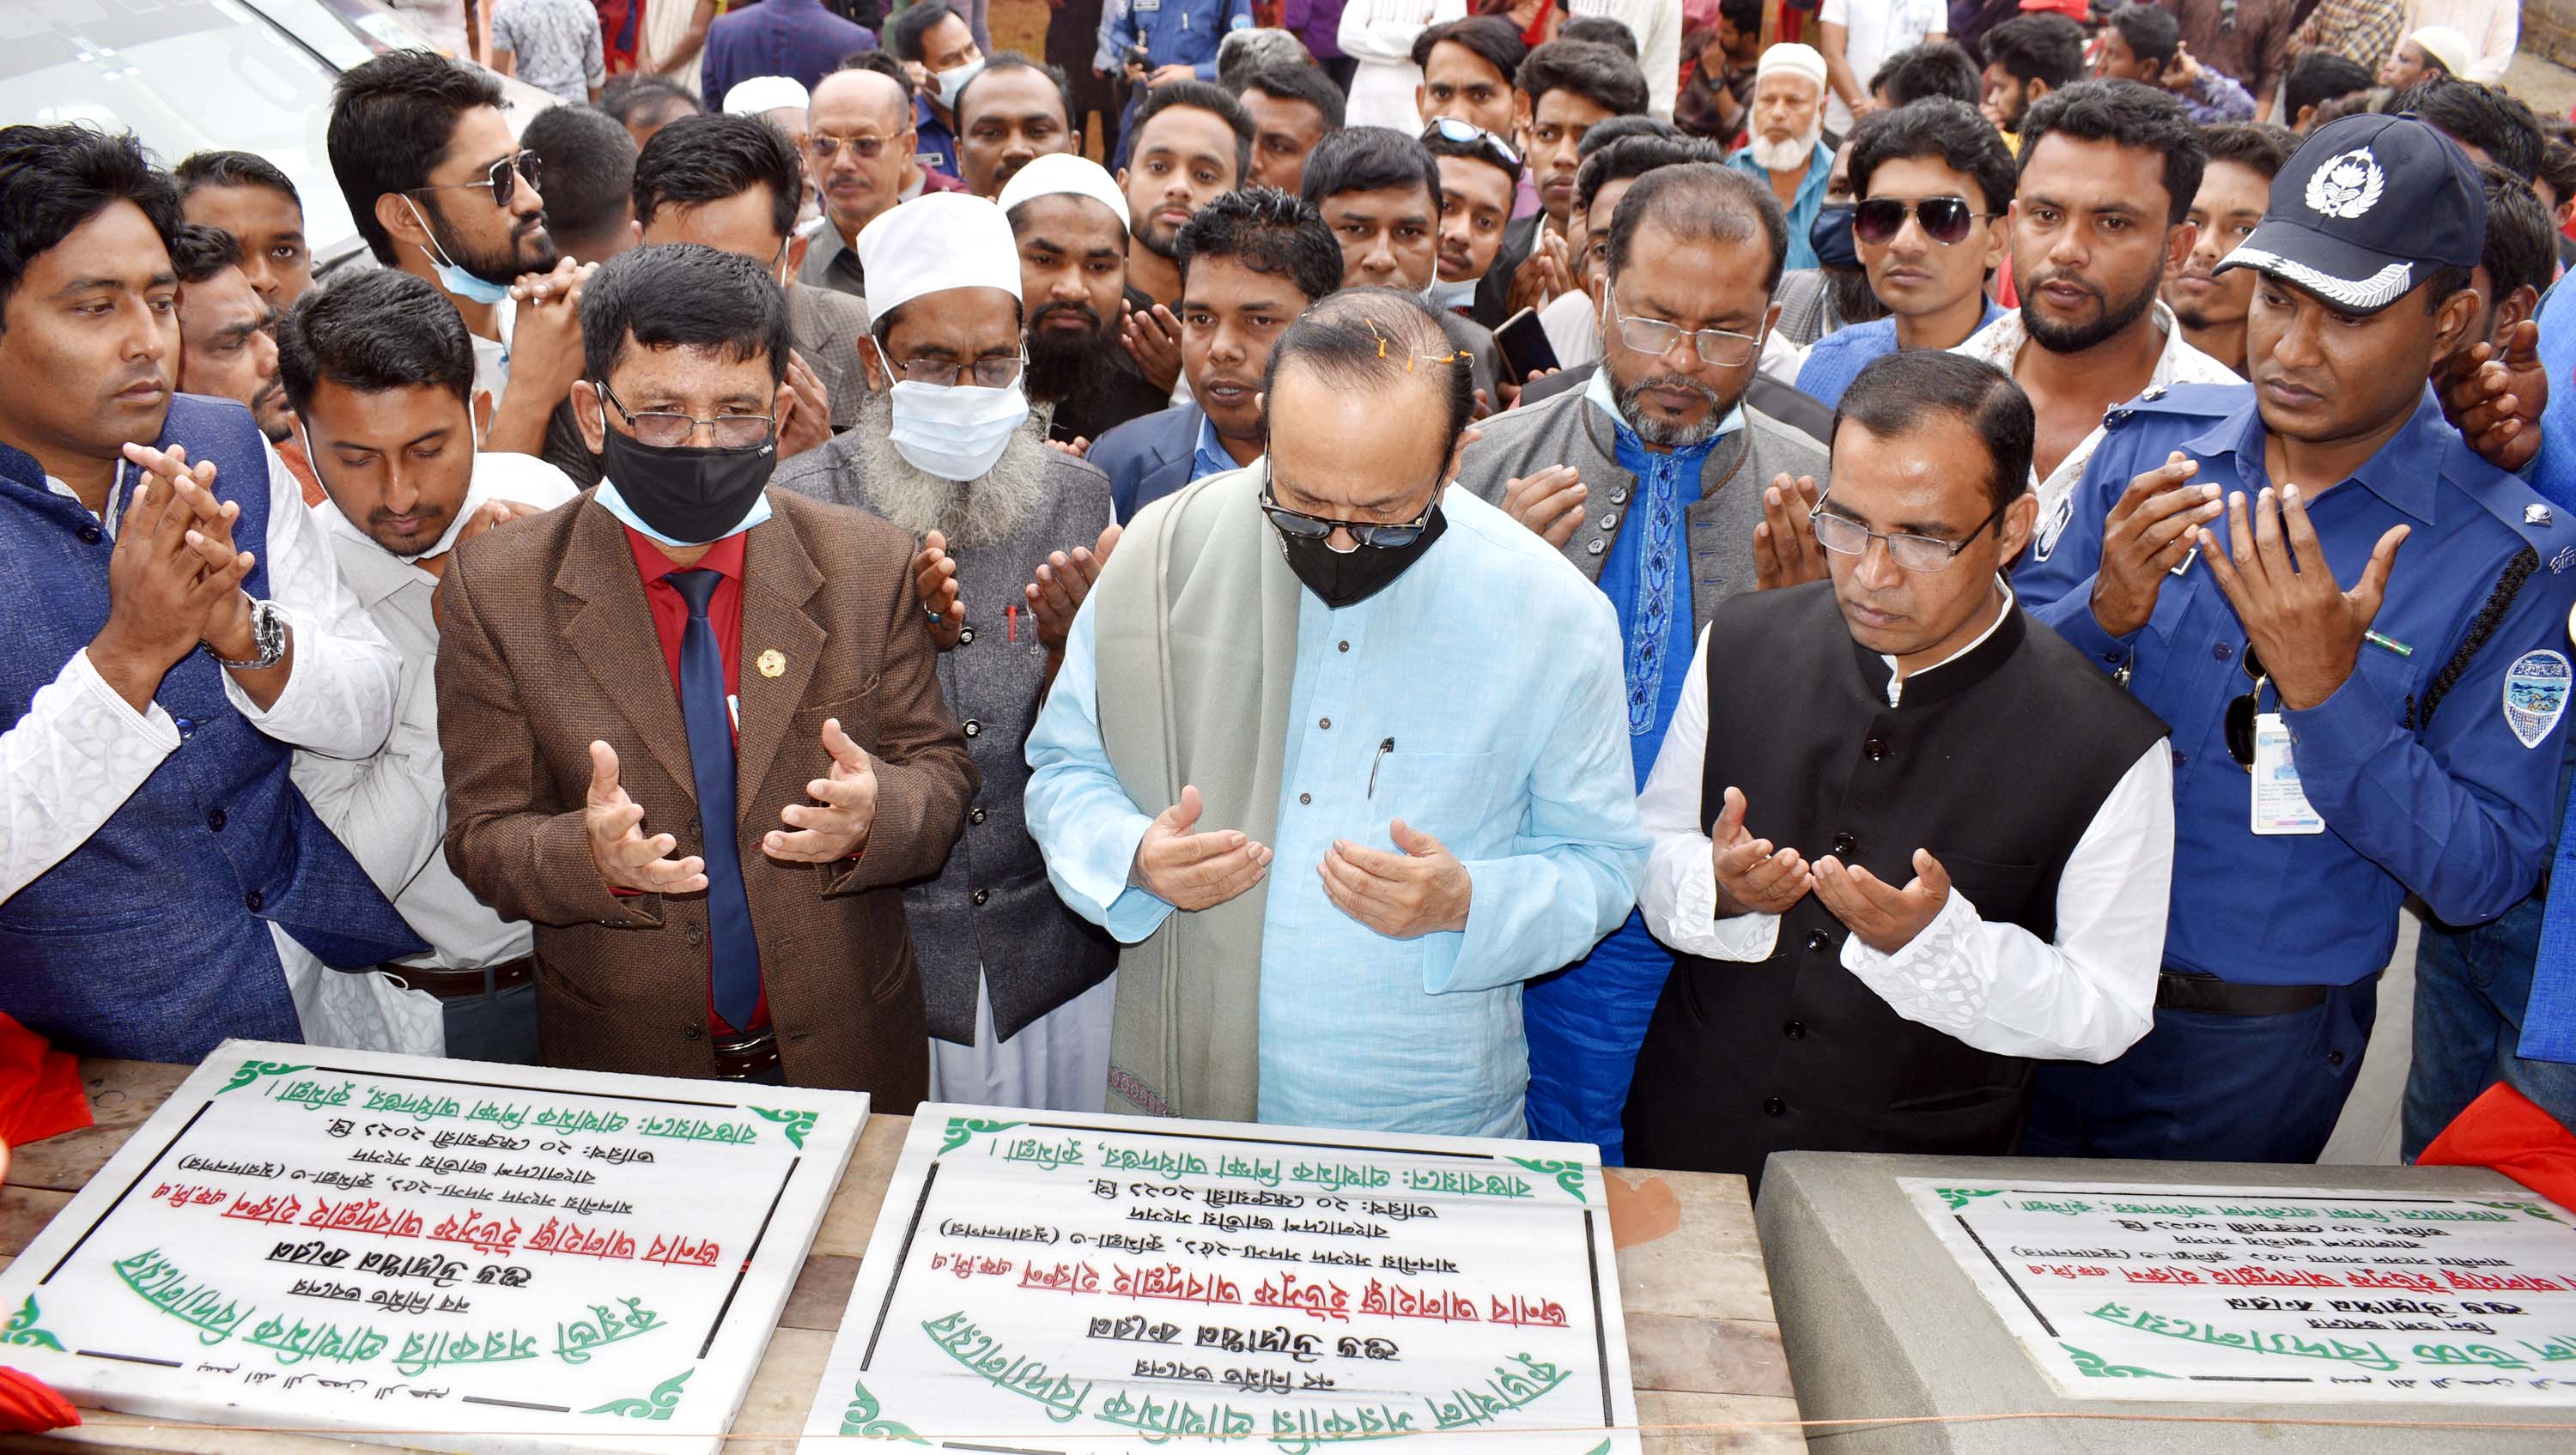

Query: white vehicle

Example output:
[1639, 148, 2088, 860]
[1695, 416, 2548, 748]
[2, 0, 560, 277]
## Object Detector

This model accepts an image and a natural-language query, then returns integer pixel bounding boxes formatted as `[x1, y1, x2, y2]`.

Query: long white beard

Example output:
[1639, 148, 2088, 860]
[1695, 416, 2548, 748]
[848, 391, 1054, 549]
[1748, 127, 1819, 173]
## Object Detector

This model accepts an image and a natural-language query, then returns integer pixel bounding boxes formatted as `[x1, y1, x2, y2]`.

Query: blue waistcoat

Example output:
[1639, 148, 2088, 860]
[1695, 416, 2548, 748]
[0, 394, 424, 1061]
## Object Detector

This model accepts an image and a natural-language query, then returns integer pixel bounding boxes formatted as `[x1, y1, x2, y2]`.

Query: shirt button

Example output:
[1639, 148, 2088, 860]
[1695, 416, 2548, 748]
[1337, 640, 1350, 652]
[2213, 642, 2233, 661]
[1599, 513, 1619, 531]
[245, 889, 264, 912]
[1830, 831, 1857, 855]
[957, 626, 976, 645]
[1783, 1020, 1805, 1040]
[1298, 792, 1312, 805]
[1804, 929, 1832, 953]
[1585, 539, 1605, 556]
[972, 888, 991, 906]
[173, 717, 195, 739]
[207, 808, 227, 833]
[969, 807, 987, 825]
[2327, 1050, 2346, 1068]
[2172, 749, 2188, 767]
[1608, 488, 1629, 506]
[685, 922, 703, 947]
[77, 524, 101, 544]
[1319, 718, 1331, 730]
[683, 1023, 705, 1041]
[1762, 1096, 1786, 1117]
[1863, 737, 1886, 761]
[962, 718, 981, 737]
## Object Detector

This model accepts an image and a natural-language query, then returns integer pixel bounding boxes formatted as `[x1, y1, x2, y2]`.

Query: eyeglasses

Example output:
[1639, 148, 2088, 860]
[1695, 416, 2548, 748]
[883, 351, 1027, 388]
[596, 380, 778, 450]
[1807, 489, 2007, 572]
[811, 132, 896, 161]
[1606, 288, 1765, 369]
[410, 149, 542, 209]
[2224, 643, 2269, 770]
[1419, 118, 1522, 174]
[1852, 196, 1996, 246]
[1258, 475, 1438, 549]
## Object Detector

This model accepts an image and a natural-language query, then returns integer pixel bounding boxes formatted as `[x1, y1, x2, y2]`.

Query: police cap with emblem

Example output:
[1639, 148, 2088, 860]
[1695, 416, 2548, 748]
[2215, 112, 2485, 315]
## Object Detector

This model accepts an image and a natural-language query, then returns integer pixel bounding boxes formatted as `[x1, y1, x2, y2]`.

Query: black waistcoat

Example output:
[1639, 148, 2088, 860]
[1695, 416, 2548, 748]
[1623, 582, 2167, 1183]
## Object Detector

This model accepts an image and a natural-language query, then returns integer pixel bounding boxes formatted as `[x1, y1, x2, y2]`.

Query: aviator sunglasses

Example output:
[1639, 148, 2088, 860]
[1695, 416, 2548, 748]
[1851, 197, 1995, 247]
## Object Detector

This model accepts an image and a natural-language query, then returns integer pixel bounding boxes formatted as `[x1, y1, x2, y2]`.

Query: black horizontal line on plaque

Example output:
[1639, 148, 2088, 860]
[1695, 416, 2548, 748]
[76, 1350, 183, 1367]
[2186, 1375, 2316, 1383]
[944, 1442, 1059, 1453]
[2000, 1189, 2475, 1205]
[461, 1395, 574, 1411]
[306, 1064, 738, 1111]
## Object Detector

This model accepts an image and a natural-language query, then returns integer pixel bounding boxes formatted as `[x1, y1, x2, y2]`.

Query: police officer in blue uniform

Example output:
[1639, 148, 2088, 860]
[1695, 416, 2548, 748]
[1097, 0, 1255, 167]
[2015, 112, 2576, 1163]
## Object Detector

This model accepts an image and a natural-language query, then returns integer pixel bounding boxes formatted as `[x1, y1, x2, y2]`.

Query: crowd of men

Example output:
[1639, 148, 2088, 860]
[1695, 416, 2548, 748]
[11, 0, 2576, 1185]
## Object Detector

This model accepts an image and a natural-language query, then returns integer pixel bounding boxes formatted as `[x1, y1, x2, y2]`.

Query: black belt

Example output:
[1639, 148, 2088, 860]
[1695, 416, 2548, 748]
[387, 956, 535, 1002]
[713, 1028, 781, 1080]
[2155, 970, 2330, 1015]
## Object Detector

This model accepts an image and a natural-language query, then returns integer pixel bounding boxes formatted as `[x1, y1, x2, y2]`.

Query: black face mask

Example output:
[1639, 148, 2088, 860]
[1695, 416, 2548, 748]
[598, 423, 775, 545]
[1808, 202, 1860, 271]
[1273, 505, 1449, 610]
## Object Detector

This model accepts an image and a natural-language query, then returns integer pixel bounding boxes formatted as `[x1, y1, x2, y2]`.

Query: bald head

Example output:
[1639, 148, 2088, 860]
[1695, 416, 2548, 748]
[810, 69, 916, 237]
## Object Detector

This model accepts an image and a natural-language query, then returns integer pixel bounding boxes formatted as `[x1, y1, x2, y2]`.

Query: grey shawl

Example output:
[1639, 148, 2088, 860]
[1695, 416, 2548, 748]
[1088, 464, 1299, 1121]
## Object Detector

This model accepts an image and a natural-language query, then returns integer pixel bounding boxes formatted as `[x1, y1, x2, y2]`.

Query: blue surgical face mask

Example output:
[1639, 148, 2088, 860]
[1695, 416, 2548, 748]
[1808, 202, 1860, 271]
[402, 196, 511, 306]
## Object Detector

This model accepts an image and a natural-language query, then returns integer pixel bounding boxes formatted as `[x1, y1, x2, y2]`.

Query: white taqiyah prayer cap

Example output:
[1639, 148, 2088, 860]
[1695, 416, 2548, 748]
[721, 75, 810, 115]
[2405, 25, 2474, 78]
[993, 152, 1131, 234]
[858, 191, 1024, 316]
[1756, 43, 1827, 92]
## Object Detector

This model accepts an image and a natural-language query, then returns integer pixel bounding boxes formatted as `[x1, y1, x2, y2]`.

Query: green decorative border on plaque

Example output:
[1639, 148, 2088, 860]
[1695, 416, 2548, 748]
[750, 1106, 819, 1150]
[1507, 1157, 1589, 1203]
[939, 1116, 1025, 1155]
[582, 1367, 693, 1419]
[841, 1377, 931, 1441]
[3, 1295, 65, 1352]
[1935, 1187, 2005, 1212]
[218, 1060, 313, 1094]
[2059, 1343, 2172, 1379]
[2469, 1199, 2568, 1224]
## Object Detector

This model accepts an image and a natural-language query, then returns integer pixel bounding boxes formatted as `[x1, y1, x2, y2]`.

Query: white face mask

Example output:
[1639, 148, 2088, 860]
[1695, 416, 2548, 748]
[933, 58, 987, 109]
[885, 377, 1029, 481]
[1425, 275, 1480, 313]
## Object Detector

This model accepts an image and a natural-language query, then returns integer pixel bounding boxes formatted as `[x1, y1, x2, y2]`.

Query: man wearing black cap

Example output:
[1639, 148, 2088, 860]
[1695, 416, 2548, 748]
[2015, 113, 2576, 1163]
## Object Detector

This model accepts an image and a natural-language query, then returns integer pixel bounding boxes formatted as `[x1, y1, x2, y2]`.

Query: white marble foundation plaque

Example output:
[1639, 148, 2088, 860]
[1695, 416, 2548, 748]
[0, 1039, 864, 1453]
[1902, 1175, 2576, 1403]
[796, 1103, 1639, 1455]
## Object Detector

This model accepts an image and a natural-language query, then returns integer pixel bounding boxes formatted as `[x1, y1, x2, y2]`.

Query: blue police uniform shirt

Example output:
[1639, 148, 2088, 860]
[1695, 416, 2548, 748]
[2016, 380, 2576, 988]
[914, 94, 960, 179]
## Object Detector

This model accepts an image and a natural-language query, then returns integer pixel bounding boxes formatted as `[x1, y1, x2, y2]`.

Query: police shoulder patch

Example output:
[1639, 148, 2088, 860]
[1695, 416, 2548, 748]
[2503, 650, 2573, 749]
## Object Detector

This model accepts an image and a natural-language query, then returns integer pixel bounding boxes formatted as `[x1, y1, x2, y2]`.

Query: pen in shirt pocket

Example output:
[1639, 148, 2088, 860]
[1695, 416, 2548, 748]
[1368, 737, 1395, 799]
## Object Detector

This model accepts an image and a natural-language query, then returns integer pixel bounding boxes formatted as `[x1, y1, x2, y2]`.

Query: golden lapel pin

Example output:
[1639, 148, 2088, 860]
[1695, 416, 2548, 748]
[756, 649, 786, 679]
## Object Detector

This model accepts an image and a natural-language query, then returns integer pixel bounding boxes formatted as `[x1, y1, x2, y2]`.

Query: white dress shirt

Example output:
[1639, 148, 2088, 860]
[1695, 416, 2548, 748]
[291, 451, 581, 1053]
[1951, 300, 2237, 552]
[1337, 0, 1469, 132]
[1634, 591, 2172, 1063]
[3, 442, 402, 1043]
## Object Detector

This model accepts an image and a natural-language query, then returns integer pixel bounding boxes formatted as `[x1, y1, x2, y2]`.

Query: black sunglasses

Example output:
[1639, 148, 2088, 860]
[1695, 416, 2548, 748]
[1852, 197, 1993, 246]
[2223, 642, 2268, 770]
[409, 149, 542, 210]
[1258, 477, 1437, 549]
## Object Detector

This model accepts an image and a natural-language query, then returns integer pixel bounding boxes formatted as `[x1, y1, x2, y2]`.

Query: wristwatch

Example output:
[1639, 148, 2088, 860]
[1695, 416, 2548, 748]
[206, 597, 288, 671]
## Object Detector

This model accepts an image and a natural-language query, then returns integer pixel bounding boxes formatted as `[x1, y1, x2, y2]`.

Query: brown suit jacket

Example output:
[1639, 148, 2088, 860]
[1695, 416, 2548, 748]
[434, 488, 975, 1107]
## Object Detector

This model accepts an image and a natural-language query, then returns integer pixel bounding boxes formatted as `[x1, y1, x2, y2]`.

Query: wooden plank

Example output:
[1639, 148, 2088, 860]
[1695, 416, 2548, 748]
[1637, 1388, 1810, 1455]
[0, 1186, 70, 1264]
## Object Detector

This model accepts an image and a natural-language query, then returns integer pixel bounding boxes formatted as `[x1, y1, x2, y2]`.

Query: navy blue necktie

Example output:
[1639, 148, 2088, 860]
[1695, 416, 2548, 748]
[669, 569, 762, 1033]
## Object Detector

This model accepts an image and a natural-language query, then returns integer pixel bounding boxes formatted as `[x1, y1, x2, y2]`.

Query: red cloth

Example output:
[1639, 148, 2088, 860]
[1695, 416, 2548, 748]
[2417, 1082, 2576, 1211]
[0, 1369, 76, 1434]
[0, 1014, 90, 1149]
[620, 527, 770, 1040]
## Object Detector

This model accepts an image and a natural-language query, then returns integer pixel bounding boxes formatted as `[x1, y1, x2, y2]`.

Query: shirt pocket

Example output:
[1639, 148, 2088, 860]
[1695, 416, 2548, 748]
[1369, 748, 1504, 851]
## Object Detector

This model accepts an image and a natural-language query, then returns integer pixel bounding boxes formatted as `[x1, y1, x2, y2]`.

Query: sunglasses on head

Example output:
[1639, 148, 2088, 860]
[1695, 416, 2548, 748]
[1852, 196, 1993, 246]
[1420, 118, 1523, 174]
